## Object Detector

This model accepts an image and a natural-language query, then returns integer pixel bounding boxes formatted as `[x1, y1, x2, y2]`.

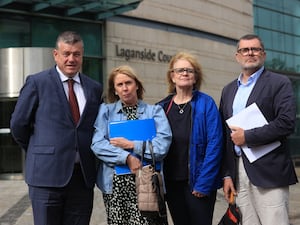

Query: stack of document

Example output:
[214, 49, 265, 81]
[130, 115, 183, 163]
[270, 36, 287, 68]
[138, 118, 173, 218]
[226, 103, 280, 163]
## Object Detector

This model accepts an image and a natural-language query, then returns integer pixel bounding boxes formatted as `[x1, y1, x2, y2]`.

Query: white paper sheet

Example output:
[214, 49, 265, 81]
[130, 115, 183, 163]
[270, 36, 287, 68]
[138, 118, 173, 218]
[226, 103, 280, 163]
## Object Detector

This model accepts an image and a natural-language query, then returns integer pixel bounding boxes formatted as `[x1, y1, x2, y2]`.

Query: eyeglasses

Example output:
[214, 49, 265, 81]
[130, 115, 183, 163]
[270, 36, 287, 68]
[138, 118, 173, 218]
[172, 68, 195, 75]
[237, 47, 264, 56]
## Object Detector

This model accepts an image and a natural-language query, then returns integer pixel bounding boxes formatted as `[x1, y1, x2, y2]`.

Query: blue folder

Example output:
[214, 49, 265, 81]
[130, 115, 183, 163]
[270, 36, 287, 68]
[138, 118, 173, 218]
[109, 119, 157, 175]
[109, 118, 156, 141]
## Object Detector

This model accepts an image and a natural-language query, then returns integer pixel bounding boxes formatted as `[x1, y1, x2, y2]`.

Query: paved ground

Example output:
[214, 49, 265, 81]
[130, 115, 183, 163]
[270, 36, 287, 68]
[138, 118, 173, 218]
[0, 167, 299, 225]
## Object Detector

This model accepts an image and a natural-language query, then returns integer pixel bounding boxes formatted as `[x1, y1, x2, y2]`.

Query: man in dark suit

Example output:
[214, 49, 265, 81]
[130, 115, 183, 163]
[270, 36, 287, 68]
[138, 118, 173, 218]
[219, 34, 298, 225]
[10, 31, 103, 225]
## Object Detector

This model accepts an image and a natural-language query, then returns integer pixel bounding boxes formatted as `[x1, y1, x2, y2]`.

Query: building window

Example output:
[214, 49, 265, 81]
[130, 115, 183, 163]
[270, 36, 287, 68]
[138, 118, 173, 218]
[253, 0, 300, 74]
[253, 0, 300, 159]
[31, 17, 103, 58]
[0, 18, 30, 47]
[0, 15, 103, 83]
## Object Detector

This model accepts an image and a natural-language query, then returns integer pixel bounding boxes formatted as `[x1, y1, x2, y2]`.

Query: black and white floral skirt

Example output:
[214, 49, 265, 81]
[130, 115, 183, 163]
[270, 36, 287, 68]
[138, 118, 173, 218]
[103, 174, 168, 225]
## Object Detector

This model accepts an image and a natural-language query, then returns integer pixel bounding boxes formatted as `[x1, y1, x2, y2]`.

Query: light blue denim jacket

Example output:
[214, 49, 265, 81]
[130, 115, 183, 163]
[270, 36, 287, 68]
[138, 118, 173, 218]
[91, 100, 172, 194]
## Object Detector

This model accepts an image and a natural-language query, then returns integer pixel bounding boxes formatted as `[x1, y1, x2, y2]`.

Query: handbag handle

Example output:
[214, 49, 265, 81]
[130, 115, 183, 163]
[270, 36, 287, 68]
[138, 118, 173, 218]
[141, 141, 155, 168]
[229, 192, 236, 204]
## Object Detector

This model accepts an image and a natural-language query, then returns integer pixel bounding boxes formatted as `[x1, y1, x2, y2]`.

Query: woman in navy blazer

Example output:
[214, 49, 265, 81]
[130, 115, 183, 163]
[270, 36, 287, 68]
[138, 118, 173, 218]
[10, 31, 103, 225]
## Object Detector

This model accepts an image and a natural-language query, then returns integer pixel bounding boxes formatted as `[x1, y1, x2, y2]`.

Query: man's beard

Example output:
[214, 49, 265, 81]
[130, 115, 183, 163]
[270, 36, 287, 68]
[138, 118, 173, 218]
[243, 62, 262, 71]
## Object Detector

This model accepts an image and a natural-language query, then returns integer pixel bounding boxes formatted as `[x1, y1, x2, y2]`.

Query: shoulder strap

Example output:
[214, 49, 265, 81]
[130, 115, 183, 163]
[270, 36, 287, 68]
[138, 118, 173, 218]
[165, 96, 174, 115]
[141, 141, 155, 167]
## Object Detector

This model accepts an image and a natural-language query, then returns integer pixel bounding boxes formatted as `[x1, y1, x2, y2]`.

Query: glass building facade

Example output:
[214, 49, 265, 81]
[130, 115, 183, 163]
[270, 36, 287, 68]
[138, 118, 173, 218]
[253, 0, 300, 159]
[0, 14, 104, 81]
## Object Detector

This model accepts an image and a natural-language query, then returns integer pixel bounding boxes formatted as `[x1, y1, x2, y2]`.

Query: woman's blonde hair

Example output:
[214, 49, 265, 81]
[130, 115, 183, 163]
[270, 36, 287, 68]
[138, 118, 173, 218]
[107, 65, 145, 103]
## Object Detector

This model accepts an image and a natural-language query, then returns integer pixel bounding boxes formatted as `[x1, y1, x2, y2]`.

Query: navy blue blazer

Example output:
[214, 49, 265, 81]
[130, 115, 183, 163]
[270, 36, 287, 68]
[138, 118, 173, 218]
[219, 69, 298, 188]
[10, 67, 103, 188]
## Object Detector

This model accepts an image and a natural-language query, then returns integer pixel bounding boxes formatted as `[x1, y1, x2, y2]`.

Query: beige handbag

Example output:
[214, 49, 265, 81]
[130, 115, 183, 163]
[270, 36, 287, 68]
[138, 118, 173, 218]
[135, 141, 166, 216]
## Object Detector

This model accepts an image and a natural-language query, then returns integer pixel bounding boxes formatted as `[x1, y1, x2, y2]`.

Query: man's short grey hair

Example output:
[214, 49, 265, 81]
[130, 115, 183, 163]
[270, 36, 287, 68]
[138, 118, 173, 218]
[237, 34, 264, 51]
[55, 31, 84, 49]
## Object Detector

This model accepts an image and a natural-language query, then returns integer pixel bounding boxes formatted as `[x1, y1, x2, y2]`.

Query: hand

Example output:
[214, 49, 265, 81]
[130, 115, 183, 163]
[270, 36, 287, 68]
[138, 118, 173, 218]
[192, 190, 206, 198]
[110, 137, 134, 149]
[223, 177, 237, 203]
[126, 154, 142, 174]
[229, 125, 245, 146]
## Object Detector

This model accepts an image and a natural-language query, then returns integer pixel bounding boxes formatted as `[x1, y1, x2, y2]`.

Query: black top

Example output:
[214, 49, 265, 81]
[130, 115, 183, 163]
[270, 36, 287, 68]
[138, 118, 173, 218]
[163, 100, 191, 181]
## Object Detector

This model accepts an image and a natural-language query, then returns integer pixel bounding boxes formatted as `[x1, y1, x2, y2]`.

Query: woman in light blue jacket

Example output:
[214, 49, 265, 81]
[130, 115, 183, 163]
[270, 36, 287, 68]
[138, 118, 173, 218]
[91, 65, 172, 225]
[157, 52, 223, 225]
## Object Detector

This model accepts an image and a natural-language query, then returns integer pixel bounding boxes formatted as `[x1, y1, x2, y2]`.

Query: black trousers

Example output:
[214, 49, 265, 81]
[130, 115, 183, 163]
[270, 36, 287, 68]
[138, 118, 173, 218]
[29, 165, 94, 225]
[165, 180, 217, 225]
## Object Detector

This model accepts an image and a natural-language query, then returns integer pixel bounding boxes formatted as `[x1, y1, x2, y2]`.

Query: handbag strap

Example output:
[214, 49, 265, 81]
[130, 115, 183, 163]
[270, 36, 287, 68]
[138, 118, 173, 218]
[152, 173, 167, 217]
[141, 140, 155, 168]
[165, 96, 174, 115]
[141, 141, 167, 218]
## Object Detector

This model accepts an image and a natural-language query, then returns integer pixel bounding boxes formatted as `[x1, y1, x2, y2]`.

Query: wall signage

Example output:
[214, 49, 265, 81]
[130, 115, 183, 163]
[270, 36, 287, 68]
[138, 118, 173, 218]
[115, 45, 173, 63]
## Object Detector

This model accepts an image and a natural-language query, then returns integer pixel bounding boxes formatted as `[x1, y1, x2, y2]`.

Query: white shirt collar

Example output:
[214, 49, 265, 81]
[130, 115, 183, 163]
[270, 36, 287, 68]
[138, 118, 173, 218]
[56, 65, 80, 84]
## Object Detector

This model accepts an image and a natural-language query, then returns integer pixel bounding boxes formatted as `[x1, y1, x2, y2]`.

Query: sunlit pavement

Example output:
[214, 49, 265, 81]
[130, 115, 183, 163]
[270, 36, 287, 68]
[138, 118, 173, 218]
[0, 167, 299, 225]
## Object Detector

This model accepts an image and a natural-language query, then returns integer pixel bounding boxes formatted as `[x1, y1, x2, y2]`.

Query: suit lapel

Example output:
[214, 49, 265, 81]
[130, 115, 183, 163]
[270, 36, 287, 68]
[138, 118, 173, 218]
[50, 67, 75, 123]
[226, 81, 238, 117]
[78, 74, 90, 120]
[246, 70, 267, 107]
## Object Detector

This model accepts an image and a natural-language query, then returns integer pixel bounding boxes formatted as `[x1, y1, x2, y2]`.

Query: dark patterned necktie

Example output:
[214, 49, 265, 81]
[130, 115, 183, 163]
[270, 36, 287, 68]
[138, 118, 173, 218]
[68, 79, 80, 124]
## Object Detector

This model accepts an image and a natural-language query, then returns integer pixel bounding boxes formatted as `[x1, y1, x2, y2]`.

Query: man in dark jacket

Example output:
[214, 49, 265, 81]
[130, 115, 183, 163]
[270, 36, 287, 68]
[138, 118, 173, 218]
[219, 34, 298, 225]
